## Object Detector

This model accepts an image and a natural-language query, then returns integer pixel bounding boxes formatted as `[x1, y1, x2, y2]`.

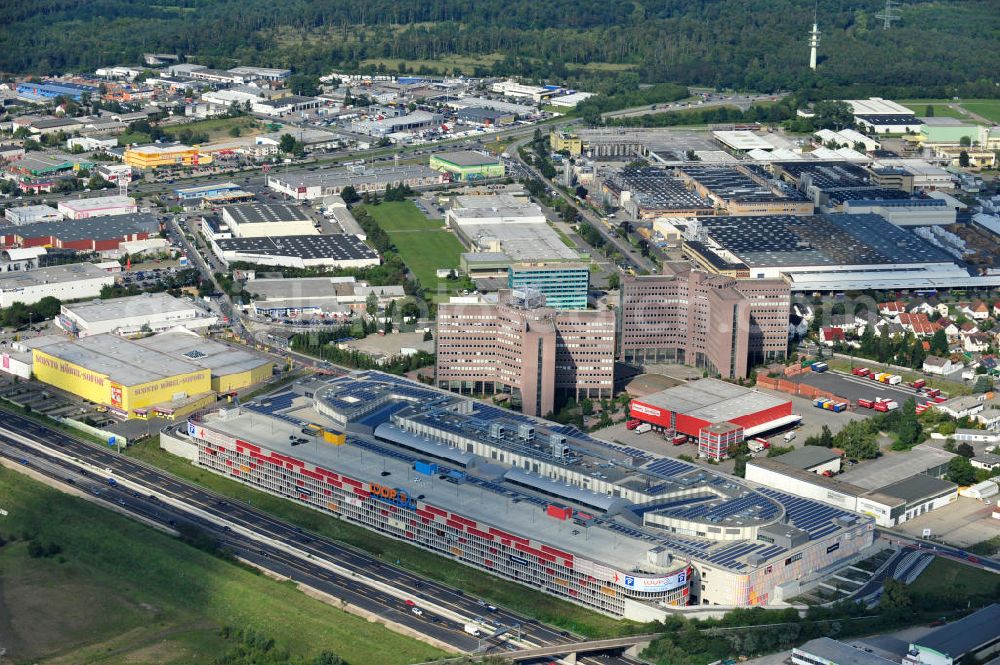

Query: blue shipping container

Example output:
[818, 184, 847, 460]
[414, 460, 438, 476]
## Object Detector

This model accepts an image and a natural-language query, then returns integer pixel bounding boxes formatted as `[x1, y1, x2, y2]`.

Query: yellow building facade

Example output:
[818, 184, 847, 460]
[211, 362, 274, 393]
[32, 348, 211, 413]
[123, 144, 212, 169]
[550, 130, 583, 157]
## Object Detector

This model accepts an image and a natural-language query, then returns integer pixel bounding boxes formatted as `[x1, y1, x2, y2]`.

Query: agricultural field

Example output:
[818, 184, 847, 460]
[909, 557, 1000, 597]
[0, 466, 446, 665]
[362, 201, 467, 299]
[896, 98, 1000, 123]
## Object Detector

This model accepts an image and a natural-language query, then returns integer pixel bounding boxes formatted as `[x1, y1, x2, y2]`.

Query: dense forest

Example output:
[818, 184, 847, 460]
[1, 0, 997, 95]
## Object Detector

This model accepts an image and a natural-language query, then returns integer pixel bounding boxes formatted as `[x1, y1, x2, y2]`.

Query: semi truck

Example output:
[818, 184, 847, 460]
[852, 367, 871, 377]
[464, 623, 482, 637]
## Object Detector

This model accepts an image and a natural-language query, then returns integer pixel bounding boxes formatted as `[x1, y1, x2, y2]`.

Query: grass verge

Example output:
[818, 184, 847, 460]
[0, 465, 446, 665]
[125, 437, 646, 638]
[909, 557, 999, 596]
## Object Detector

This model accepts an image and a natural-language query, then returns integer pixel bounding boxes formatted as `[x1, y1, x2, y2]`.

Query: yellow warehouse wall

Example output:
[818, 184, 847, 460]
[123, 369, 212, 412]
[32, 350, 110, 405]
[211, 363, 274, 393]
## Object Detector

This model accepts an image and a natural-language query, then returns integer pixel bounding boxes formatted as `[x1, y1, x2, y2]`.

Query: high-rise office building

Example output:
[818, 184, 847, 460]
[435, 290, 615, 416]
[618, 263, 790, 379]
[507, 262, 589, 310]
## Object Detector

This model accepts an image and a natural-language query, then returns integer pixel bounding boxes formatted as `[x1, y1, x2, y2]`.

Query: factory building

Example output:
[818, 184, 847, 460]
[0, 263, 114, 307]
[56, 292, 219, 337]
[675, 165, 814, 216]
[350, 111, 443, 137]
[844, 98, 923, 134]
[429, 151, 505, 182]
[267, 165, 446, 200]
[220, 202, 317, 238]
[58, 195, 137, 220]
[210, 234, 379, 270]
[175, 182, 243, 201]
[903, 604, 1000, 665]
[629, 380, 798, 461]
[618, 263, 790, 379]
[602, 167, 715, 219]
[685, 213, 982, 292]
[436, 289, 614, 416]
[173, 371, 874, 618]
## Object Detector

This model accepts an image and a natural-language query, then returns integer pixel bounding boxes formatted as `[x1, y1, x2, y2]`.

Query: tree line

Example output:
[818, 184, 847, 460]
[1, 0, 997, 99]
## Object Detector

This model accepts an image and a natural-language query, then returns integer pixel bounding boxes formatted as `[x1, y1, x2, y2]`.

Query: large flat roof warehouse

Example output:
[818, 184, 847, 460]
[845, 98, 915, 116]
[268, 165, 442, 193]
[840, 444, 957, 491]
[795, 638, 900, 665]
[713, 131, 780, 151]
[221, 202, 310, 225]
[192, 373, 870, 586]
[61, 292, 200, 325]
[696, 214, 952, 268]
[434, 151, 501, 167]
[213, 234, 378, 263]
[58, 195, 137, 213]
[26, 330, 271, 385]
[0, 213, 159, 246]
[633, 379, 791, 426]
[25, 334, 203, 386]
[604, 167, 714, 214]
[0, 262, 110, 290]
[457, 222, 581, 262]
[131, 331, 272, 378]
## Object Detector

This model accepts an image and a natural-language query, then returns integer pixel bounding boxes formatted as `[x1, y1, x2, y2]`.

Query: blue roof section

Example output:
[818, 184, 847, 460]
[757, 488, 860, 539]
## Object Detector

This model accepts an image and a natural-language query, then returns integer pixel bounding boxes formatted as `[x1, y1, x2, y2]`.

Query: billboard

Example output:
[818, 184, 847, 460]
[110, 382, 123, 409]
[187, 421, 236, 448]
[618, 569, 688, 593]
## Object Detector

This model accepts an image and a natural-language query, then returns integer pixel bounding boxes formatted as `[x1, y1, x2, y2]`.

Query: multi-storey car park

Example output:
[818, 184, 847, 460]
[170, 371, 876, 620]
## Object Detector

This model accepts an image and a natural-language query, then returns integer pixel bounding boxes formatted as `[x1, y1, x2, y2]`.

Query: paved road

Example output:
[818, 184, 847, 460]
[0, 412, 644, 665]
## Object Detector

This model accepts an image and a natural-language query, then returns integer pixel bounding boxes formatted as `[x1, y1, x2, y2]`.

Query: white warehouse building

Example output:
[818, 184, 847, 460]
[220, 202, 318, 238]
[0, 263, 114, 308]
[58, 195, 138, 220]
[56, 292, 219, 337]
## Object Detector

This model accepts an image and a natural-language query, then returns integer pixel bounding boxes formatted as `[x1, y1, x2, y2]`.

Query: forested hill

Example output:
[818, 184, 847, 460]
[1, 0, 997, 94]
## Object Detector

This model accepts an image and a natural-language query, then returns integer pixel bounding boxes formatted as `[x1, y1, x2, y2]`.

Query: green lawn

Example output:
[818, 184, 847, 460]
[162, 116, 264, 142]
[909, 557, 1000, 597]
[959, 100, 1000, 123]
[0, 466, 446, 665]
[125, 439, 646, 638]
[362, 201, 467, 297]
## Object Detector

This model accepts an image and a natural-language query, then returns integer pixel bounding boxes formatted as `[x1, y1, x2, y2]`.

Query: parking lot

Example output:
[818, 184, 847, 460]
[892, 496, 1000, 547]
[790, 369, 927, 407]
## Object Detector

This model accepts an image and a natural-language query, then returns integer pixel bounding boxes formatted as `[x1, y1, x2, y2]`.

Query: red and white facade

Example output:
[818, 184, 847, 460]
[187, 420, 692, 618]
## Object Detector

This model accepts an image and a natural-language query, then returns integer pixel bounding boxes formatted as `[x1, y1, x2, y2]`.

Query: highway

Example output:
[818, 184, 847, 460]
[601, 93, 785, 120]
[0, 411, 644, 665]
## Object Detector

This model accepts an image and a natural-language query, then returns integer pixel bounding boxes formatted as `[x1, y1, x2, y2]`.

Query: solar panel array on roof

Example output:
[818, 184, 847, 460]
[606, 167, 714, 212]
[758, 488, 859, 539]
[678, 165, 809, 202]
[216, 235, 378, 261]
[775, 161, 872, 189]
[699, 213, 952, 268]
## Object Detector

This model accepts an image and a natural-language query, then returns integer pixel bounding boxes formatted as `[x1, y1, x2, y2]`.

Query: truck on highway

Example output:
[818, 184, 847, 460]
[107, 477, 118, 487]
[635, 423, 652, 434]
[464, 623, 482, 637]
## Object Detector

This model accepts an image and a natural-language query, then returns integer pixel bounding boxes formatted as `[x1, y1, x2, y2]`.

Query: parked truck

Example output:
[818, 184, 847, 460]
[670, 434, 688, 446]
[852, 367, 871, 377]
[626, 419, 641, 430]
[811, 362, 829, 373]
[635, 423, 652, 434]
[748, 438, 770, 453]
[857, 398, 875, 409]
[910, 379, 926, 390]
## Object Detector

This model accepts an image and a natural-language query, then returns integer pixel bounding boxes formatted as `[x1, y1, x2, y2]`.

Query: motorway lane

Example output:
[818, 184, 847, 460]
[0, 434, 478, 650]
[0, 414, 645, 664]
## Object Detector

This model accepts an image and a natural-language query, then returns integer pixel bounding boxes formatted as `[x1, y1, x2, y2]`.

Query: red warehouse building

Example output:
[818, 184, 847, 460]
[0, 213, 159, 252]
[630, 379, 798, 460]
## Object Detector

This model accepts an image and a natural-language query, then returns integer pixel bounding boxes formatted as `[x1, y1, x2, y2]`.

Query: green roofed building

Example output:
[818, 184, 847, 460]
[429, 150, 505, 181]
[919, 125, 986, 146]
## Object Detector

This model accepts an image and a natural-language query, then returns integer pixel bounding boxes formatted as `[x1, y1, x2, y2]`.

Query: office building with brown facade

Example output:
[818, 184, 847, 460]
[618, 264, 790, 379]
[435, 290, 615, 416]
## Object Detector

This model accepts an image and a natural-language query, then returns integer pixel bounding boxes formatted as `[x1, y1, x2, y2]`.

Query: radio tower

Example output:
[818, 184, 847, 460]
[808, 9, 820, 71]
[875, 0, 901, 29]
